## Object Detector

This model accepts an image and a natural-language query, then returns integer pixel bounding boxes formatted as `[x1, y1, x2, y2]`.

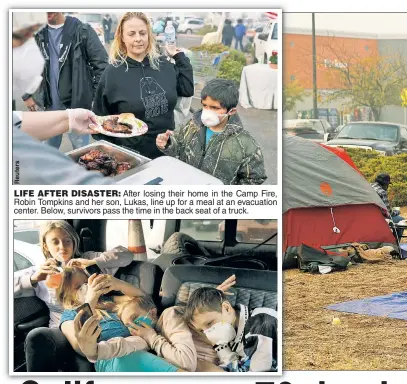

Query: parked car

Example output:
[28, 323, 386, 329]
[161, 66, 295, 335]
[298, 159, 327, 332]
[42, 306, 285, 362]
[325, 121, 407, 155]
[283, 119, 335, 142]
[246, 22, 267, 42]
[177, 18, 205, 34]
[253, 21, 278, 63]
[14, 239, 45, 275]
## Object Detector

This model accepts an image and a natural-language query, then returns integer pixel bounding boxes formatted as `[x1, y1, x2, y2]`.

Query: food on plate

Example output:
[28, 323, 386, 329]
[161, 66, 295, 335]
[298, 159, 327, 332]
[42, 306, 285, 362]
[98, 113, 145, 135]
[102, 116, 132, 134]
[77, 149, 132, 177]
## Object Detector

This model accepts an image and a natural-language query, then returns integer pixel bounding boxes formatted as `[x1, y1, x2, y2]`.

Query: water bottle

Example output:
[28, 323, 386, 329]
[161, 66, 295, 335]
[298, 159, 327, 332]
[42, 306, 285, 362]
[164, 21, 176, 44]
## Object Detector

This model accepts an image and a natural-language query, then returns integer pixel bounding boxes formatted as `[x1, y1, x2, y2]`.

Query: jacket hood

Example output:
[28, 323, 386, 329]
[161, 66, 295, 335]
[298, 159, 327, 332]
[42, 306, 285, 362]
[193, 109, 244, 136]
[125, 56, 152, 68]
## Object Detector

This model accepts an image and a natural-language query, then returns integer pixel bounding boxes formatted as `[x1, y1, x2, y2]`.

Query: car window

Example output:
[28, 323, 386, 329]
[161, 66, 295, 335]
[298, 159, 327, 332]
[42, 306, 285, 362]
[263, 23, 272, 35]
[14, 252, 33, 272]
[179, 220, 224, 241]
[189, 20, 200, 25]
[311, 121, 325, 134]
[336, 123, 398, 141]
[236, 220, 277, 244]
[400, 127, 407, 141]
[271, 23, 278, 40]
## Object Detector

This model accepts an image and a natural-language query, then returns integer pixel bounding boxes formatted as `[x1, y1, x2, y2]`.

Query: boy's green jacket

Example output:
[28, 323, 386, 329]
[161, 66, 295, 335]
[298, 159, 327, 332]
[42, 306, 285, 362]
[159, 110, 267, 185]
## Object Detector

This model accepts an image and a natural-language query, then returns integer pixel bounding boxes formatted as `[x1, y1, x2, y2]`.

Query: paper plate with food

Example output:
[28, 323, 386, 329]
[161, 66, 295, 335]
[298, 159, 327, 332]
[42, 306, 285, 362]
[93, 113, 148, 138]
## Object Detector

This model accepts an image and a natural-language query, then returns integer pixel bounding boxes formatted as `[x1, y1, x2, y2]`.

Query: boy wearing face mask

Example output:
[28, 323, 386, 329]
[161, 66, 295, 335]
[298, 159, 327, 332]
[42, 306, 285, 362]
[184, 287, 278, 372]
[156, 79, 266, 185]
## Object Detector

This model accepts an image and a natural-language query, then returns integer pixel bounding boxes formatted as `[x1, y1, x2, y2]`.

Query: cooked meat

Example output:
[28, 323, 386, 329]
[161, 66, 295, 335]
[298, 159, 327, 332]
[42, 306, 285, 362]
[116, 162, 132, 175]
[78, 150, 132, 177]
[102, 117, 132, 134]
[115, 123, 132, 134]
[81, 149, 104, 161]
[86, 161, 101, 170]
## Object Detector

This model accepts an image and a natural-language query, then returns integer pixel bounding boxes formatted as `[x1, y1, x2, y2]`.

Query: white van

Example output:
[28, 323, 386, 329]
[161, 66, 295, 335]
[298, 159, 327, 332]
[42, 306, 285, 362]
[253, 21, 278, 64]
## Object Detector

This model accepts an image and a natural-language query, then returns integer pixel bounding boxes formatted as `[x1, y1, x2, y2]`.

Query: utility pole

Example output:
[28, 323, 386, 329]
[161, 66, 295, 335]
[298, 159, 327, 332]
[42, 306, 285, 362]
[312, 13, 318, 119]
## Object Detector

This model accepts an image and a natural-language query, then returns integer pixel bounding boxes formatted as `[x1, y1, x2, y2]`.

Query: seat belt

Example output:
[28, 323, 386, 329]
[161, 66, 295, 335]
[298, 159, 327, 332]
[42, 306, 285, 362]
[80, 228, 93, 253]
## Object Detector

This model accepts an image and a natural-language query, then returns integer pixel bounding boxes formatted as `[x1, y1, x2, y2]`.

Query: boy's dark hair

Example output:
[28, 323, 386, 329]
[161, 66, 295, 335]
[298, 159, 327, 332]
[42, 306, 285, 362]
[237, 19, 243, 24]
[184, 287, 226, 323]
[201, 79, 239, 111]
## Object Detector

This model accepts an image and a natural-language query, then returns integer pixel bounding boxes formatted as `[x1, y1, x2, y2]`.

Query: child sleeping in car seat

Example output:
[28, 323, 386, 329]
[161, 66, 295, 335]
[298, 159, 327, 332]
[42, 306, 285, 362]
[184, 287, 278, 372]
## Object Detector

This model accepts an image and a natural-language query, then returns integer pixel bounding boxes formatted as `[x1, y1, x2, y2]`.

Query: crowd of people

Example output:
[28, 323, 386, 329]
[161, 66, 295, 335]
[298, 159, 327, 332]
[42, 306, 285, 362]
[14, 220, 278, 373]
[12, 11, 266, 185]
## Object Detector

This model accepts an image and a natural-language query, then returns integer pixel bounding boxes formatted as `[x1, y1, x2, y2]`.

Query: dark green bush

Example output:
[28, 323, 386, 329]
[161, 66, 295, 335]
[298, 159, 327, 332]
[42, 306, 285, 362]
[344, 148, 407, 206]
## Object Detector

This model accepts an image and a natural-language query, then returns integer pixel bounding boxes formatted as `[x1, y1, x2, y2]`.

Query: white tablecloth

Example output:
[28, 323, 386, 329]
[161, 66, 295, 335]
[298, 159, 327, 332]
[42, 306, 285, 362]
[239, 64, 278, 110]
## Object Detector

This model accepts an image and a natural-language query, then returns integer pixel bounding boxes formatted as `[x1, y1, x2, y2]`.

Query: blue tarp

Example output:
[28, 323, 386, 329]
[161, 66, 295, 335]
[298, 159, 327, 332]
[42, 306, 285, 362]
[326, 292, 407, 320]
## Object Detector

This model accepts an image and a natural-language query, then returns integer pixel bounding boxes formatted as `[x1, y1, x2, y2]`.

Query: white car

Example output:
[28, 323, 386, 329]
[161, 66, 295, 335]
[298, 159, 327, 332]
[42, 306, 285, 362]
[14, 239, 45, 276]
[253, 21, 278, 64]
[178, 18, 205, 34]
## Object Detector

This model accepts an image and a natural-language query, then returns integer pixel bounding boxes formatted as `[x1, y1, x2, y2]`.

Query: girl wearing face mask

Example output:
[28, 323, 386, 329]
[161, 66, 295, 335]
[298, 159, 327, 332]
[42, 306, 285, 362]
[92, 12, 194, 160]
[156, 78, 267, 185]
[14, 220, 135, 372]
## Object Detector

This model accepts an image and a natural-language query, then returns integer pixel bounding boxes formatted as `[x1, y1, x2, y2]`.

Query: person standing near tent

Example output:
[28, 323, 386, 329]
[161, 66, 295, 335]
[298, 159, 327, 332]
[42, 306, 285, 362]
[371, 173, 405, 238]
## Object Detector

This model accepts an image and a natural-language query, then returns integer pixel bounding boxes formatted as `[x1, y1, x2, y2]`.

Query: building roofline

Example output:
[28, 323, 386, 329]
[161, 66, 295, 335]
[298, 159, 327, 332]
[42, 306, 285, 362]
[283, 27, 407, 40]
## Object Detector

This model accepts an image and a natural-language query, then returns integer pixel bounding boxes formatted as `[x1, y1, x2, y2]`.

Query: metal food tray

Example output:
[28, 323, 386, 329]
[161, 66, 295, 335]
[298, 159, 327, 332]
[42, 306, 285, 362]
[66, 140, 151, 180]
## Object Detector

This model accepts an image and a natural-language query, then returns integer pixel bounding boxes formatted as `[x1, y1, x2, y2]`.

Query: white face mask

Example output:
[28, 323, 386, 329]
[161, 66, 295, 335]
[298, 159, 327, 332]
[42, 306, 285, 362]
[201, 109, 229, 128]
[13, 37, 45, 97]
[76, 283, 88, 304]
[203, 321, 237, 345]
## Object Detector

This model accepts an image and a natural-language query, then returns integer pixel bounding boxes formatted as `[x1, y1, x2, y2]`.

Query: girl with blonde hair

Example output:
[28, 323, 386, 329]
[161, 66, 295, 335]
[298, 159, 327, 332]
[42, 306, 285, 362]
[14, 220, 134, 372]
[92, 12, 194, 160]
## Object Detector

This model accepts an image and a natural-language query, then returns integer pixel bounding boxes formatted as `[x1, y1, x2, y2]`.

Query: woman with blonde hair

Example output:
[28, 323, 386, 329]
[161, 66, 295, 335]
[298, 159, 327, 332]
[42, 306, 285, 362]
[92, 12, 194, 159]
[14, 220, 135, 371]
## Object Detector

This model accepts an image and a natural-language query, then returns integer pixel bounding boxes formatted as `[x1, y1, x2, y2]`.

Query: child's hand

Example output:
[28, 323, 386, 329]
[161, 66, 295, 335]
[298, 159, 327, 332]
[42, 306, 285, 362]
[127, 322, 157, 343]
[67, 258, 96, 269]
[156, 130, 173, 149]
[217, 274, 236, 296]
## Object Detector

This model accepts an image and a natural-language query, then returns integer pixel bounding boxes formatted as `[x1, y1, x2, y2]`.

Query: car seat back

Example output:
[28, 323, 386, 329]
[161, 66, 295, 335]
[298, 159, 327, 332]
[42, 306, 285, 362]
[159, 265, 277, 310]
[115, 261, 163, 303]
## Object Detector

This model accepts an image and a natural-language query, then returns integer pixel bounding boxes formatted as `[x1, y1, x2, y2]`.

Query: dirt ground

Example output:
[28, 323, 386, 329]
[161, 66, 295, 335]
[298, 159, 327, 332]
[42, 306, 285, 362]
[284, 259, 407, 370]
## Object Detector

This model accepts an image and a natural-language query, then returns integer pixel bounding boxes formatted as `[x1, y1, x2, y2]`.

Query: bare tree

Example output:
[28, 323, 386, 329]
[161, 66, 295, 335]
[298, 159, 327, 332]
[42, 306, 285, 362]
[319, 35, 407, 121]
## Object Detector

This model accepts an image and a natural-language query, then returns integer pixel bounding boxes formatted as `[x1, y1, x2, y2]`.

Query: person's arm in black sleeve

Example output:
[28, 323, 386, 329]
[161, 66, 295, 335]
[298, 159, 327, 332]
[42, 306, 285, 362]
[92, 70, 111, 116]
[173, 52, 194, 97]
[83, 25, 108, 97]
